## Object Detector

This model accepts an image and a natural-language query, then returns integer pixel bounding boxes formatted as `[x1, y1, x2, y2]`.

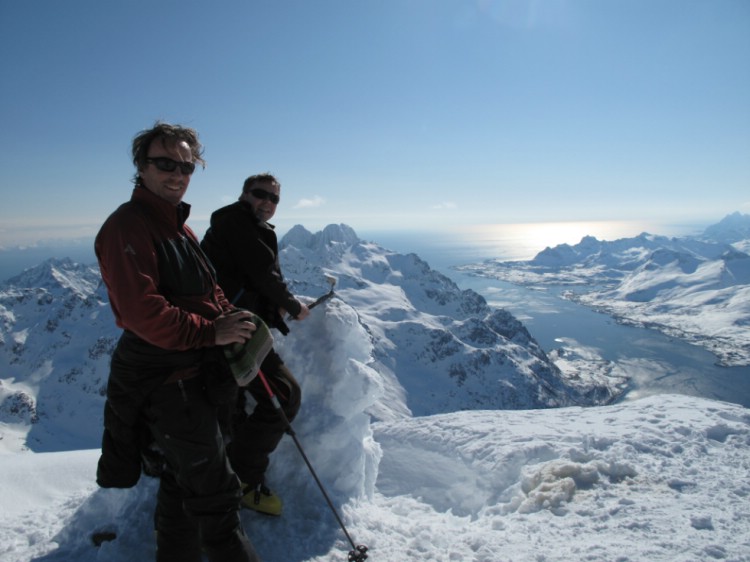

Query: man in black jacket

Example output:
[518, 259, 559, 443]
[201, 173, 309, 516]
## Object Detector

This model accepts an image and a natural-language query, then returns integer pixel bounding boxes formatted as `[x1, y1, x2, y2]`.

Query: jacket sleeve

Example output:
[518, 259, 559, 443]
[240, 234, 302, 317]
[95, 212, 218, 350]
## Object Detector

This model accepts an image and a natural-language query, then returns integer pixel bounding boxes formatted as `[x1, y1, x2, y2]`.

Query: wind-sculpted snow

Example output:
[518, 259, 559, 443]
[365, 394, 750, 561]
[456, 213, 750, 366]
[5, 395, 747, 561]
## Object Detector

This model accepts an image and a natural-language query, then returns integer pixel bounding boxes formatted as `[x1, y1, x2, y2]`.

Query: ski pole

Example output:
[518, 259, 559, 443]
[256, 369, 368, 562]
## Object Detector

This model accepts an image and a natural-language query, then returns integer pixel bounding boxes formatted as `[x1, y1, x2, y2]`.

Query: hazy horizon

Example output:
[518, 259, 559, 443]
[0, 215, 718, 283]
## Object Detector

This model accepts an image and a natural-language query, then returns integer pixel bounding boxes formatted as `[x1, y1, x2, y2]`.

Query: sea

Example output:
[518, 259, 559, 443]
[2, 219, 749, 408]
[362, 220, 750, 409]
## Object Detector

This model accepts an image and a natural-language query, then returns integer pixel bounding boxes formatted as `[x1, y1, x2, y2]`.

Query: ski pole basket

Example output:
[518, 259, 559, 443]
[348, 544, 369, 561]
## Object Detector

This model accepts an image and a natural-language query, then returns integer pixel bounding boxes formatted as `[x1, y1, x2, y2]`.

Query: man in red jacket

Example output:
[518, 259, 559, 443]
[95, 122, 260, 562]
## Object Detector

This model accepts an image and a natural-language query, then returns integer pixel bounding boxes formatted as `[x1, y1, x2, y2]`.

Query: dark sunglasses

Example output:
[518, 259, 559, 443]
[146, 156, 196, 175]
[249, 188, 280, 204]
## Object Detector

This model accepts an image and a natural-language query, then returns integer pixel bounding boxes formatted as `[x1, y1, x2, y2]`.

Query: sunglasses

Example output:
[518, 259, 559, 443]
[146, 156, 196, 175]
[249, 188, 280, 204]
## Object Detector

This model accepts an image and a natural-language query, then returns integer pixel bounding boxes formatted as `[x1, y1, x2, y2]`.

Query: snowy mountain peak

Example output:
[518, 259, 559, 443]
[277, 224, 625, 417]
[281, 223, 359, 251]
[529, 230, 736, 274]
[6, 257, 101, 298]
[702, 211, 750, 243]
[1, 224, 626, 454]
[456, 214, 750, 367]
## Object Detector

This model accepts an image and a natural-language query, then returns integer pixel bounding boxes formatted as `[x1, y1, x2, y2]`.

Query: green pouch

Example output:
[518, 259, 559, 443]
[222, 313, 274, 386]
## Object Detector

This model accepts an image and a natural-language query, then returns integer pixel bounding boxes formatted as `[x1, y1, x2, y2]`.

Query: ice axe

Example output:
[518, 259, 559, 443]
[289, 274, 337, 319]
[307, 274, 337, 311]
[234, 275, 336, 318]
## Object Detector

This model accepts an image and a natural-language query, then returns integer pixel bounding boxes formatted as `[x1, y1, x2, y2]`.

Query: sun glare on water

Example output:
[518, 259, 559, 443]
[459, 220, 683, 261]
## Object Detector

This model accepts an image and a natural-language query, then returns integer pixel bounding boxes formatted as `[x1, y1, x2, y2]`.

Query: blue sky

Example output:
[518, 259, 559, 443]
[1, 0, 749, 247]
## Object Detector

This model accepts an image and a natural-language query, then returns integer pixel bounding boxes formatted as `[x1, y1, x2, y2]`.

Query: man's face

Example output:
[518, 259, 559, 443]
[245, 180, 280, 222]
[139, 139, 194, 206]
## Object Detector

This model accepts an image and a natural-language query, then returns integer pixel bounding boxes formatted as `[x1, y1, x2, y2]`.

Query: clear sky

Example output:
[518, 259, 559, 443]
[1, 0, 749, 247]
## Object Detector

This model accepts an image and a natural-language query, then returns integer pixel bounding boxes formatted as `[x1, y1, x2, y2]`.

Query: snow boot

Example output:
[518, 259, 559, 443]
[241, 483, 282, 516]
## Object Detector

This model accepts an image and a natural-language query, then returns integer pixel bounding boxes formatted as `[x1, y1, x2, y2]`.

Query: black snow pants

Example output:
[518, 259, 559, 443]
[145, 374, 260, 562]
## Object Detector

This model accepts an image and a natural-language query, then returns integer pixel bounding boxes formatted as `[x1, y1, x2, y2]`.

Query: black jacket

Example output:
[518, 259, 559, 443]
[201, 201, 301, 334]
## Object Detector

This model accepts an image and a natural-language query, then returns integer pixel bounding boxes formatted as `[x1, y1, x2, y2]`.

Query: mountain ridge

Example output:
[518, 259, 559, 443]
[1, 224, 624, 453]
[456, 213, 750, 366]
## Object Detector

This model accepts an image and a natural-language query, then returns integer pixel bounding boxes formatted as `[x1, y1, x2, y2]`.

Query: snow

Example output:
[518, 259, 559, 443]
[1, 216, 750, 561]
[1, 394, 749, 561]
[2, 303, 750, 561]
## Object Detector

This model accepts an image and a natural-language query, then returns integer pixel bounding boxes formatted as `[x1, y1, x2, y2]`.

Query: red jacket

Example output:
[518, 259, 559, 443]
[96, 186, 232, 351]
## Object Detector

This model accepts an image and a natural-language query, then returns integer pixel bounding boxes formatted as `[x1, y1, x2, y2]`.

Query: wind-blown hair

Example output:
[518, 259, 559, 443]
[242, 173, 280, 194]
[131, 122, 206, 184]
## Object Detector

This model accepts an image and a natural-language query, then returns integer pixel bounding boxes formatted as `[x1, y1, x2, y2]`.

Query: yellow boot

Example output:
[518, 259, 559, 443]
[241, 483, 282, 516]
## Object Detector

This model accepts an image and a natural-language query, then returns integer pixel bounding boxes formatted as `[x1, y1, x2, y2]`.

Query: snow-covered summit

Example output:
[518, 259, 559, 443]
[282, 223, 360, 249]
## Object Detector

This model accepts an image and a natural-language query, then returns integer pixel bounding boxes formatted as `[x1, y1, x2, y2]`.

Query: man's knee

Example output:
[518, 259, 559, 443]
[278, 366, 301, 420]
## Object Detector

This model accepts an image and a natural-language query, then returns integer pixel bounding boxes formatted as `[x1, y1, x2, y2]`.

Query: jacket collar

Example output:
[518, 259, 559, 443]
[132, 185, 191, 230]
[238, 200, 275, 230]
